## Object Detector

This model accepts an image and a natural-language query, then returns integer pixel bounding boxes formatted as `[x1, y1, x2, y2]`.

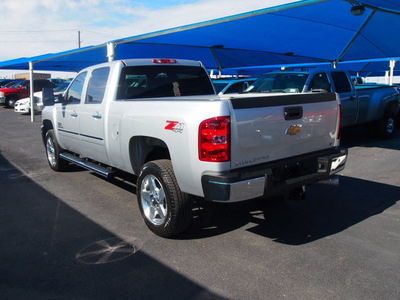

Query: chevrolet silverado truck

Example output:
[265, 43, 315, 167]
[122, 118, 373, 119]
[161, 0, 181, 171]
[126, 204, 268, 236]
[244, 69, 400, 138]
[41, 59, 347, 237]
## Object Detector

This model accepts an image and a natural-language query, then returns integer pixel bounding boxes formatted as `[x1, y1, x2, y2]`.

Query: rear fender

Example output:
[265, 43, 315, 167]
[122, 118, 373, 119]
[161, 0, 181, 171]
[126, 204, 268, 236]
[377, 91, 400, 119]
[129, 136, 170, 174]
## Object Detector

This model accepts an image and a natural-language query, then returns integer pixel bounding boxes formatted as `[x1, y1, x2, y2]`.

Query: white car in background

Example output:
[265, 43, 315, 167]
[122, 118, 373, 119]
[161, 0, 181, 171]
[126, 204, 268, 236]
[14, 91, 43, 114]
[14, 81, 71, 114]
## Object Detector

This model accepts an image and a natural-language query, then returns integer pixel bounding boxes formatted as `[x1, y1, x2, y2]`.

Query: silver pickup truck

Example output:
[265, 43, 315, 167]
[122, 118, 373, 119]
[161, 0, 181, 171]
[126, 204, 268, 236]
[245, 69, 400, 138]
[41, 59, 347, 237]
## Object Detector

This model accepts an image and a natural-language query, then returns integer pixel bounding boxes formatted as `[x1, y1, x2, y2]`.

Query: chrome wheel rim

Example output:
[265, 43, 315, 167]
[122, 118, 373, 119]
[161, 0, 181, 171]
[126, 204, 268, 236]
[386, 117, 395, 134]
[7, 99, 16, 108]
[140, 174, 167, 225]
[46, 137, 56, 167]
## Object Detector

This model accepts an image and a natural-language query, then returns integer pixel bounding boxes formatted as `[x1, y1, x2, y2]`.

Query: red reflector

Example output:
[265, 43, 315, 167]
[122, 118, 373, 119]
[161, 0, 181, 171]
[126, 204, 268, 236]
[199, 116, 230, 162]
[153, 59, 177, 64]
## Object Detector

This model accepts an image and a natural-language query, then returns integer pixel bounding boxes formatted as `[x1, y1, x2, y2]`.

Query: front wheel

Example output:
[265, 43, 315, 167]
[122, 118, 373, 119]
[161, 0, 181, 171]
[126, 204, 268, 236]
[137, 160, 193, 238]
[45, 129, 69, 171]
[5, 96, 17, 108]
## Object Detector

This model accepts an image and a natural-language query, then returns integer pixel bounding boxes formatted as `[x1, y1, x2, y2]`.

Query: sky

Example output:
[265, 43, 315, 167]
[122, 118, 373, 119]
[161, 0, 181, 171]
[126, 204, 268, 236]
[0, 0, 300, 78]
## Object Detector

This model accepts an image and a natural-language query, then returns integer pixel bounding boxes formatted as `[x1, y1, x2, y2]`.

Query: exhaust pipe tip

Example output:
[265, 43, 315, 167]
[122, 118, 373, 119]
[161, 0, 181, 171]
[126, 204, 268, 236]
[318, 176, 340, 186]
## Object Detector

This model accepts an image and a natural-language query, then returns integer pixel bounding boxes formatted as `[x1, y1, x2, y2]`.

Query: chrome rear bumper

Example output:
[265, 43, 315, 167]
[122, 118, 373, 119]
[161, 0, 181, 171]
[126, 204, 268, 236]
[202, 148, 347, 203]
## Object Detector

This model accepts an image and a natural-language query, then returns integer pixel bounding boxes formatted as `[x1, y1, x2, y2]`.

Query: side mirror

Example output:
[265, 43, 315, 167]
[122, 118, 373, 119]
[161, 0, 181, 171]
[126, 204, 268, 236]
[42, 87, 55, 106]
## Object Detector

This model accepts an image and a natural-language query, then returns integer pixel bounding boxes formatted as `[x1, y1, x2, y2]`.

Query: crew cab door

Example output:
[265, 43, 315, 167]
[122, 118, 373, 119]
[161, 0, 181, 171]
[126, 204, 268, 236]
[56, 72, 87, 153]
[330, 71, 358, 127]
[78, 66, 110, 164]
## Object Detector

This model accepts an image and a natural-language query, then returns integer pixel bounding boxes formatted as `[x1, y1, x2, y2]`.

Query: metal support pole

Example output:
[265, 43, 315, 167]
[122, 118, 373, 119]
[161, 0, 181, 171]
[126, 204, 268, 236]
[210, 47, 223, 75]
[336, 10, 375, 63]
[107, 42, 115, 62]
[389, 60, 396, 86]
[29, 61, 35, 122]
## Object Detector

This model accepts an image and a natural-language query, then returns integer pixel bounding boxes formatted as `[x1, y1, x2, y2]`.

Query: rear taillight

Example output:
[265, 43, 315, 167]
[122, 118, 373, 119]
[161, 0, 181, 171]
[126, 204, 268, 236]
[199, 116, 230, 162]
[337, 104, 343, 139]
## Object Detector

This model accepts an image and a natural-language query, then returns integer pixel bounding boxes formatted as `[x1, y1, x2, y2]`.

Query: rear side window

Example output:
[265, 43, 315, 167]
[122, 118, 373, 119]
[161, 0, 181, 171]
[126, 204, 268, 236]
[65, 72, 87, 104]
[309, 73, 331, 92]
[331, 72, 352, 93]
[86, 67, 110, 104]
[117, 65, 215, 99]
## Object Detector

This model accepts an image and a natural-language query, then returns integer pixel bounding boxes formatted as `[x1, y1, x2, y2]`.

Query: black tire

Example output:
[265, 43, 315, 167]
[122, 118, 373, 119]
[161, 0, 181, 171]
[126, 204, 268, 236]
[375, 106, 396, 139]
[45, 129, 69, 171]
[5, 96, 17, 108]
[137, 159, 193, 238]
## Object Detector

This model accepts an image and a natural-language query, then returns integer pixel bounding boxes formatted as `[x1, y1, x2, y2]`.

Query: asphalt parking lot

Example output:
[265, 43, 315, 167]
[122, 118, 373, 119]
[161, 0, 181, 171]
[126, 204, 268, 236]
[1, 107, 399, 300]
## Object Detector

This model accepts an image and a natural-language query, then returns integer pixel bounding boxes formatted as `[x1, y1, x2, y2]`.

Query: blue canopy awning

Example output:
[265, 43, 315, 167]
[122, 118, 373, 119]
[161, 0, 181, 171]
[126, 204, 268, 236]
[0, 0, 400, 75]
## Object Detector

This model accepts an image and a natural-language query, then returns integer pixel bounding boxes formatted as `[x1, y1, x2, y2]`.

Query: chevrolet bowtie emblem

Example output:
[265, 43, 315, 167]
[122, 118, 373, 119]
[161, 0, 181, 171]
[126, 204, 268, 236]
[285, 124, 302, 135]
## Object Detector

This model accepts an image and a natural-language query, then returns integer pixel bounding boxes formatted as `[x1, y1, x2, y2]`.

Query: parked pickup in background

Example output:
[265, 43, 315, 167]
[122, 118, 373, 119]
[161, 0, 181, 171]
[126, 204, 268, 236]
[41, 59, 347, 237]
[244, 69, 400, 138]
[213, 77, 257, 95]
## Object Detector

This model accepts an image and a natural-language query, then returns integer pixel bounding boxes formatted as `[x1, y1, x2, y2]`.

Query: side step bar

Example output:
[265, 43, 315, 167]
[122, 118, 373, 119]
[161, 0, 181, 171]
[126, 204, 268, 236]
[60, 152, 115, 178]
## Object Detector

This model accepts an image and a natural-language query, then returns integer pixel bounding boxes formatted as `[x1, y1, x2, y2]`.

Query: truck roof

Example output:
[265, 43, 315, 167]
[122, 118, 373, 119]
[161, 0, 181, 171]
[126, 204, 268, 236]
[76, 58, 205, 74]
[122, 58, 203, 67]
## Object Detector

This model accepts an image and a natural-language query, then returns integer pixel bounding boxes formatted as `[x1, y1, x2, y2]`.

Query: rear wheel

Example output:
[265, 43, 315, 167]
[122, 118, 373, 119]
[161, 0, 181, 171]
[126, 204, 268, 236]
[45, 129, 69, 171]
[137, 160, 193, 238]
[375, 106, 396, 139]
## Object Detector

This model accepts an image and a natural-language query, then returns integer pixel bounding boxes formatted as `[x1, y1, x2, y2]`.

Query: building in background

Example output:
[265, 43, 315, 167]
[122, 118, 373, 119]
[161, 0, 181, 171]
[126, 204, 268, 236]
[15, 73, 50, 80]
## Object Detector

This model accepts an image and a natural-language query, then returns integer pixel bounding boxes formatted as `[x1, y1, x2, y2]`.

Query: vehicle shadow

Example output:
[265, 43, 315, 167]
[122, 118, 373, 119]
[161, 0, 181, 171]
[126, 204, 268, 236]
[88, 161, 400, 244]
[247, 176, 400, 244]
[340, 126, 400, 151]
[92, 170, 138, 194]
[0, 153, 225, 300]
[184, 176, 400, 244]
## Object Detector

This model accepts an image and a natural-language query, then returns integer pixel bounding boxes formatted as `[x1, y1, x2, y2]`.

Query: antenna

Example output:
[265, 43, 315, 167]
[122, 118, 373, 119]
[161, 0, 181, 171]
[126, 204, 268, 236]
[78, 30, 81, 48]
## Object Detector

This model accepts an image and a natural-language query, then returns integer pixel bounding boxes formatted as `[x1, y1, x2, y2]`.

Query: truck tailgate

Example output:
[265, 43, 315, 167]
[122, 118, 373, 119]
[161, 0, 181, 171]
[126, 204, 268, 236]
[229, 93, 339, 170]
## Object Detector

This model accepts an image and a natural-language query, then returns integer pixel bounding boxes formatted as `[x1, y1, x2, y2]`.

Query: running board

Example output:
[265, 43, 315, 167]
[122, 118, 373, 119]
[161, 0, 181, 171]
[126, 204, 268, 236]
[60, 152, 115, 178]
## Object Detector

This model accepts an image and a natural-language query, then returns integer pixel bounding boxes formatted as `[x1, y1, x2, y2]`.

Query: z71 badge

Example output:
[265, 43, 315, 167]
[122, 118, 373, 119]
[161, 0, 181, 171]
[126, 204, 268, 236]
[165, 121, 184, 133]
[285, 124, 302, 135]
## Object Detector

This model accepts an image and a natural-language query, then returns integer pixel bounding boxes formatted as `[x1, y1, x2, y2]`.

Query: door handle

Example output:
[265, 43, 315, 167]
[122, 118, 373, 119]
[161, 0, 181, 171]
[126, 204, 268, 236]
[92, 113, 102, 119]
[284, 106, 303, 120]
[70, 112, 78, 117]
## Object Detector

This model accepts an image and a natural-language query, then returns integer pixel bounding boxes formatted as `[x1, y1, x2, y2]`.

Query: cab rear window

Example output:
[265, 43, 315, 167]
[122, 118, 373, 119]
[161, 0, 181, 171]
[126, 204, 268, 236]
[117, 65, 215, 99]
[331, 71, 352, 93]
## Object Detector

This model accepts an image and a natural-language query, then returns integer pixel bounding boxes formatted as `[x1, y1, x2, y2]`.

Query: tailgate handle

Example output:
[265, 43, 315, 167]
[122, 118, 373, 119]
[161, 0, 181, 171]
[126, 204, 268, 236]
[284, 106, 303, 120]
